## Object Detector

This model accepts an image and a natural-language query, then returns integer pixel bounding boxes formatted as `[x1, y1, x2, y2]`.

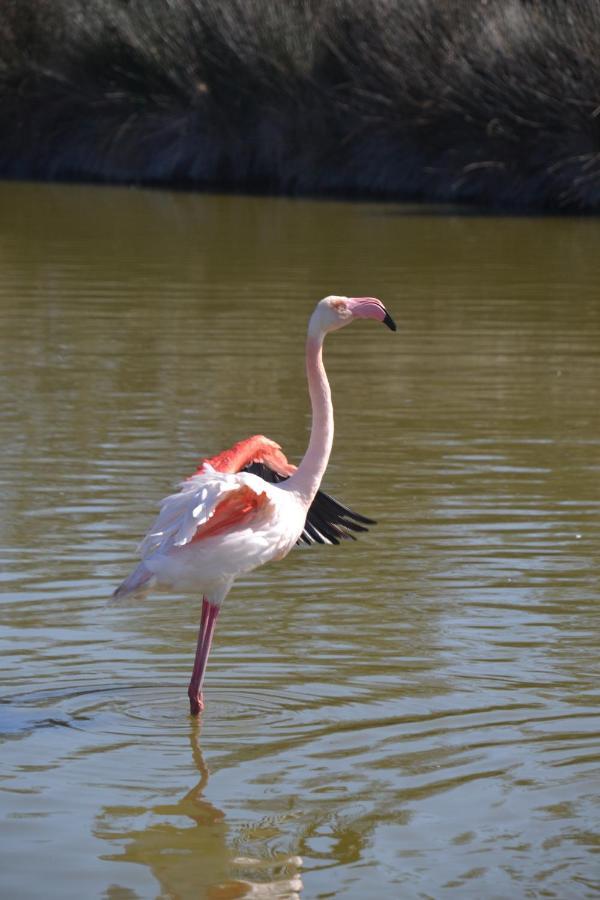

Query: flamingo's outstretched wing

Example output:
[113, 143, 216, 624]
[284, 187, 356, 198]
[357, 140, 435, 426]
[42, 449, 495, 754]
[241, 461, 375, 546]
[137, 466, 269, 558]
[113, 467, 273, 601]
[197, 435, 375, 546]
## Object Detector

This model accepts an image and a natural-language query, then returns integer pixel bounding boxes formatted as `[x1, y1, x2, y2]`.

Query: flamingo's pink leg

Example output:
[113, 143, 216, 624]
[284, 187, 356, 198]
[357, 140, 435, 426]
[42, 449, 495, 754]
[188, 597, 210, 714]
[188, 598, 220, 716]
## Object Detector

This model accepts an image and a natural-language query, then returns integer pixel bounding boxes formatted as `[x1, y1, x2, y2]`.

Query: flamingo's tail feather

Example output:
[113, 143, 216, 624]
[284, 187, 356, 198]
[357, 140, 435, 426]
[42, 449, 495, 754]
[112, 563, 155, 601]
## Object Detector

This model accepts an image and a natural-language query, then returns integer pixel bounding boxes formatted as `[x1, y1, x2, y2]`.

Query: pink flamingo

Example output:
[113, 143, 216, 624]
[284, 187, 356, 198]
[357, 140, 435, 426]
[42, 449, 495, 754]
[114, 295, 396, 714]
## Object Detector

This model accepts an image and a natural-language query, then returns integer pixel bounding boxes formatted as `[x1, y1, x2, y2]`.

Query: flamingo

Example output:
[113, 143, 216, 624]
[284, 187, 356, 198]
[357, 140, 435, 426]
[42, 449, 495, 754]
[114, 295, 396, 714]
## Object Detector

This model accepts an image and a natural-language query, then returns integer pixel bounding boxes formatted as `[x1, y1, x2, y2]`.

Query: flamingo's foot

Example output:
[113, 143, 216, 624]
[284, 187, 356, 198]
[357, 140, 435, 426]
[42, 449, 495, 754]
[188, 690, 205, 716]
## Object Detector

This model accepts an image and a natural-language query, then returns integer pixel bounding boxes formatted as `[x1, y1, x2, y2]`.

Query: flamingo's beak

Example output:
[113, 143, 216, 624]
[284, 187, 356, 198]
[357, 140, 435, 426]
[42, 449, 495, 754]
[348, 297, 397, 331]
[382, 309, 397, 331]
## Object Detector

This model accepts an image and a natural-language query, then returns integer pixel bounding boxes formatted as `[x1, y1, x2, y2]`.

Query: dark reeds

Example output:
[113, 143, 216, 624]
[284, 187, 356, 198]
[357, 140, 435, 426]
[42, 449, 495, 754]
[1, 0, 600, 209]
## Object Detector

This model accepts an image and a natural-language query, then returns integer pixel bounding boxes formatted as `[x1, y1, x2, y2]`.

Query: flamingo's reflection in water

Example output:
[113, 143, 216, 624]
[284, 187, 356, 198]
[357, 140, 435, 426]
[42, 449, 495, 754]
[96, 721, 303, 899]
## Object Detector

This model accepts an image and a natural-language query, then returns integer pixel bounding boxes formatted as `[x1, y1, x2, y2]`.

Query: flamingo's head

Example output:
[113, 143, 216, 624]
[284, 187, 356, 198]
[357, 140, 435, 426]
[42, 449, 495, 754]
[309, 295, 396, 336]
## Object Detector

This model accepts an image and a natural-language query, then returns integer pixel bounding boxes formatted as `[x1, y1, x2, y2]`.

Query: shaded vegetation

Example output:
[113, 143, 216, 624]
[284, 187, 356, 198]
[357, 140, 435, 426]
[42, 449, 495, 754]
[1, 0, 600, 208]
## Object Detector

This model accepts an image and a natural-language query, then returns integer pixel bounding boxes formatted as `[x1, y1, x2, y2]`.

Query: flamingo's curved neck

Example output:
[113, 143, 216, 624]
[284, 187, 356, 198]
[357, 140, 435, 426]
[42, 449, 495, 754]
[286, 331, 333, 505]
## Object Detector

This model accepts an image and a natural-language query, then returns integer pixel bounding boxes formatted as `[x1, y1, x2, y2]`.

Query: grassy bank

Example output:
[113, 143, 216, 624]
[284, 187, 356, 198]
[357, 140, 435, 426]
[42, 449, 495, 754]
[1, 0, 599, 209]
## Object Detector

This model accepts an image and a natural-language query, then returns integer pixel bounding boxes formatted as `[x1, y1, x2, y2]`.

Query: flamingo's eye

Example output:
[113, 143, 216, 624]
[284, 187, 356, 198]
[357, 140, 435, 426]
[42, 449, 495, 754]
[331, 299, 348, 314]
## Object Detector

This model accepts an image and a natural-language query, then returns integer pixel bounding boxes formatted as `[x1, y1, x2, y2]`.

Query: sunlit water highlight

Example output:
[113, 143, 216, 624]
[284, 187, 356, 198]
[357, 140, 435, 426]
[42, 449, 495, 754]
[1, 184, 599, 898]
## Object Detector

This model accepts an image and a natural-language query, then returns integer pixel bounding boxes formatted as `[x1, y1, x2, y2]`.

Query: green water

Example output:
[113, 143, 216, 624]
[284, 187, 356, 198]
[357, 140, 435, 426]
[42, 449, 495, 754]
[1, 183, 599, 899]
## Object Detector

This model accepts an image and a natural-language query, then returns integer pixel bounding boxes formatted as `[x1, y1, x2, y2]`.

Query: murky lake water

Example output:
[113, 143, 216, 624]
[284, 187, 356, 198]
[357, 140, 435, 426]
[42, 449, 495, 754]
[1, 183, 599, 898]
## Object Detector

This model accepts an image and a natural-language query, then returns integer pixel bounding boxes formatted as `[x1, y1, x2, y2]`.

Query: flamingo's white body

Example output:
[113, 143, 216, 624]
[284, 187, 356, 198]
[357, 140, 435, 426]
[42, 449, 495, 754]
[124, 467, 306, 602]
[114, 295, 395, 714]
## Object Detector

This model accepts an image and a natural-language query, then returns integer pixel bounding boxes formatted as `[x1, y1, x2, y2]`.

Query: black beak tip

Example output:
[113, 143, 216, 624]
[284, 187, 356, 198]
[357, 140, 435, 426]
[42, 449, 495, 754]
[383, 310, 397, 331]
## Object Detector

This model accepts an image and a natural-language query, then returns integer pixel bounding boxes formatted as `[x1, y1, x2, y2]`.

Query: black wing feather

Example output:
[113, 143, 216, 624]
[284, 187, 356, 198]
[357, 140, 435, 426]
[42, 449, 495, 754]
[242, 461, 376, 547]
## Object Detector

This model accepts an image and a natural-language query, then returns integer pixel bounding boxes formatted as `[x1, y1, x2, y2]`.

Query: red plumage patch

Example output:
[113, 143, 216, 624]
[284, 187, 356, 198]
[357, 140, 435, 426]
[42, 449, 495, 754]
[192, 434, 295, 478]
[191, 485, 269, 543]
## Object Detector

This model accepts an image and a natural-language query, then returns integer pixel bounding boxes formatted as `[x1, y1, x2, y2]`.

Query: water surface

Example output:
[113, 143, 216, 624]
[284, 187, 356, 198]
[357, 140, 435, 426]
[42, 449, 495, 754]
[1, 184, 599, 898]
